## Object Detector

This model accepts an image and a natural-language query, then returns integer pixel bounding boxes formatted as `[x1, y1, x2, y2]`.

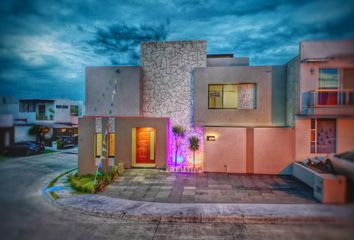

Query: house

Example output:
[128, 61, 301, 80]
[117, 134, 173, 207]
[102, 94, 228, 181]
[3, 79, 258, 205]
[0, 97, 84, 146]
[78, 40, 354, 176]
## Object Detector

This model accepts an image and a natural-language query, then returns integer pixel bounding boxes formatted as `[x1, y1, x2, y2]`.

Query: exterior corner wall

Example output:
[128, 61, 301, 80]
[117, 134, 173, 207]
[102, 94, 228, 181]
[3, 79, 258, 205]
[253, 128, 295, 175]
[286, 56, 300, 127]
[204, 127, 247, 173]
[78, 117, 96, 175]
[271, 65, 287, 126]
[295, 118, 312, 160]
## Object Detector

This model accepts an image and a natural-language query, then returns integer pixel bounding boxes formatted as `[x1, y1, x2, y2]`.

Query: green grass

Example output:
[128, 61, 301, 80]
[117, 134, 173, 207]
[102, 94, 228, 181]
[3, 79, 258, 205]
[47, 168, 77, 200]
[68, 174, 96, 193]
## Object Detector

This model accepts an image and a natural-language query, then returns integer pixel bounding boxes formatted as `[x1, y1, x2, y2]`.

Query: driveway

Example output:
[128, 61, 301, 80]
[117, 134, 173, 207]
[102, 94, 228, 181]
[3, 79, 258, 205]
[100, 169, 316, 203]
[0, 152, 353, 240]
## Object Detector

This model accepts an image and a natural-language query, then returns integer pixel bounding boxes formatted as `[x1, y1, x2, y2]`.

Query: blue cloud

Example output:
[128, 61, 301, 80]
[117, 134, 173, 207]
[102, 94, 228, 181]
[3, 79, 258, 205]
[0, 0, 353, 101]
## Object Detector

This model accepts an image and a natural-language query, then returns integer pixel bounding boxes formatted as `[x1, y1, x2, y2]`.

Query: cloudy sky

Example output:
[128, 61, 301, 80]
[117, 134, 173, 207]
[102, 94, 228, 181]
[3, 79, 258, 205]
[0, 0, 353, 101]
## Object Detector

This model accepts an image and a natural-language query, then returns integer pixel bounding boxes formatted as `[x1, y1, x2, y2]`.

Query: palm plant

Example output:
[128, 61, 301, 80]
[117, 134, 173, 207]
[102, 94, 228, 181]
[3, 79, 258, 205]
[172, 125, 185, 167]
[189, 136, 200, 169]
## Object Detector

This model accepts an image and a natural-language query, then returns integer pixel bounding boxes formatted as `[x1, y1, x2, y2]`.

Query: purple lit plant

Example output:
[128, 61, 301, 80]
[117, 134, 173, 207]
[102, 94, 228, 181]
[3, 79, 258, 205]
[189, 136, 200, 169]
[172, 125, 185, 167]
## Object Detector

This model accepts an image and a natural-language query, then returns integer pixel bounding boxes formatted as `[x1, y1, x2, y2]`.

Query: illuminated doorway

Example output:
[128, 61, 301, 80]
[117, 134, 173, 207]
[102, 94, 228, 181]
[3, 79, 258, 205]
[132, 127, 156, 167]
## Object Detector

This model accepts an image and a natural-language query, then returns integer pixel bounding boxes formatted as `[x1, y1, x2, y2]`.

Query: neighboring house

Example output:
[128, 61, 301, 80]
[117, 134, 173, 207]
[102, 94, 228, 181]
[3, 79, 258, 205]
[0, 97, 17, 151]
[0, 97, 84, 145]
[78, 40, 354, 176]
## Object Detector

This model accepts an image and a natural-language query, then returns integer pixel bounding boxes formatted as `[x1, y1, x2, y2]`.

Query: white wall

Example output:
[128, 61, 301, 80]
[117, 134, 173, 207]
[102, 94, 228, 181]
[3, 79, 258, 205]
[15, 126, 35, 142]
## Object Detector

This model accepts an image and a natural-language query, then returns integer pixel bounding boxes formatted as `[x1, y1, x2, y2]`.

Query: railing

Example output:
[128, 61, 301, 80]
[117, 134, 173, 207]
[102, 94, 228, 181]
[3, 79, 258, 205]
[36, 114, 54, 120]
[303, 89, 354, 107]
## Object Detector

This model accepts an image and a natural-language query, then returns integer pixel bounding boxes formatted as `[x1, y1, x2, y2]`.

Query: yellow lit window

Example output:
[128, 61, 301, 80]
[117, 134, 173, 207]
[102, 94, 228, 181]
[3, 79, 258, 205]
[95, 133, 102, 157]
[208, 85, 223, 108]
[223, 84, 238, 108]
[109, 134, 115, 157]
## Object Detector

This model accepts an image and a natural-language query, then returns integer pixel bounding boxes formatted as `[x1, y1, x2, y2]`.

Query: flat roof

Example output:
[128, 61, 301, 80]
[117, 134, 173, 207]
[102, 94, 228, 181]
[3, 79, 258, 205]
[207, 54, 234, 58]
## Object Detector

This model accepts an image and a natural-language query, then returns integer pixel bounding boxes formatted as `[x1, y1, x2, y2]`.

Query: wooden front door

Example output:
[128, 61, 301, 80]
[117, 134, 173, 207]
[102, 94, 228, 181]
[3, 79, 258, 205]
[136, 128, 156, 164]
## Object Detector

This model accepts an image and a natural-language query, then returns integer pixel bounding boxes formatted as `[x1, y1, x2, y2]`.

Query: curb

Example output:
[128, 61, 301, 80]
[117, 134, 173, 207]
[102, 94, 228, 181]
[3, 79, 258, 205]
[43, 171, 354, 224]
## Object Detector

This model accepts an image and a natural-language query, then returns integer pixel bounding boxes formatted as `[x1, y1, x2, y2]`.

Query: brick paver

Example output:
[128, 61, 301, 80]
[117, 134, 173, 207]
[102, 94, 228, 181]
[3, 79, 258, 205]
[100, 169, 317, 203]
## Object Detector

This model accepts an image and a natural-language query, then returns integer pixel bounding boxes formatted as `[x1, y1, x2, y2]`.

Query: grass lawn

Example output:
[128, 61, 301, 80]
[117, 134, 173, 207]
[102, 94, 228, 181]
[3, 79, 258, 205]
[40, 149, 57, 155]
[68, 174, 96, 193]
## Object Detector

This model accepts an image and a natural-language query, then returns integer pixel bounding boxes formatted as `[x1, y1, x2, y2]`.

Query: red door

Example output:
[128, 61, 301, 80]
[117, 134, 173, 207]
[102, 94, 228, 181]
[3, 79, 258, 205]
[136, 128, 156, 164]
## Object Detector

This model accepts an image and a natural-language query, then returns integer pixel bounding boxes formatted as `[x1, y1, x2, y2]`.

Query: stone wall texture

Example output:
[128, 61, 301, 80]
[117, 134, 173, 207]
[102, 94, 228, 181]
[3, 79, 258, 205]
[141, 41, 207, 168]
[286, 56, 300, 127]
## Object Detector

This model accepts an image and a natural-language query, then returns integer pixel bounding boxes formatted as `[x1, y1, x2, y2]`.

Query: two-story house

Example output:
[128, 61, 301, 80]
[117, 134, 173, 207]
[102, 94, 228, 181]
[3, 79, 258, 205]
[0, 97, 84, 145]
[78, 40, 354, 176]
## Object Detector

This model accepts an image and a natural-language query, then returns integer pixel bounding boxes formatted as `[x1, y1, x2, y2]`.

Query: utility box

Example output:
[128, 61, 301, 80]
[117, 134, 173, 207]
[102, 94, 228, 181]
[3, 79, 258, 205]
[314, 174, 347, 203]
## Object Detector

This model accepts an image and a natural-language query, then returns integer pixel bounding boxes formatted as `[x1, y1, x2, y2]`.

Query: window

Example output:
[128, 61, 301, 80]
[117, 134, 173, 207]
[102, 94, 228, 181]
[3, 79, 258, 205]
[19, 101, 35, 112]
[208, 83, 256, 109]
[208, 85, 223, 108]
[70, 105, 79, 116]
[95, 133, 102, 157]
[108, 134, 115, 157]
[96, 133, 115, 158]
[56, 105, 62, 109]
[319, 68, 339, 89]
[310, 119, 336, 153]
[62, 105, 68, 109]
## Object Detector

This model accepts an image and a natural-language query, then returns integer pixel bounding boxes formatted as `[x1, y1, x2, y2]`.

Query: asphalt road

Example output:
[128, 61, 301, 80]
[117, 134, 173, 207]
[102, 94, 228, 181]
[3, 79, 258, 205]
[0, 151, 353, 240]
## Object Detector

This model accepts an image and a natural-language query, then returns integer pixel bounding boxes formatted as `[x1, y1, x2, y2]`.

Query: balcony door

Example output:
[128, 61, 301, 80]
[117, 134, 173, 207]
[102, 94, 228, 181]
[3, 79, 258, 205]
[318, 68, 339, 105]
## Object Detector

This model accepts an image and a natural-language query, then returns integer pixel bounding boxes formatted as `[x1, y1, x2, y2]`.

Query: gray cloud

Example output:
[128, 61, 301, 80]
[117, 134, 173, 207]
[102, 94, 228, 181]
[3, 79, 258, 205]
[0, 0, 353, 100]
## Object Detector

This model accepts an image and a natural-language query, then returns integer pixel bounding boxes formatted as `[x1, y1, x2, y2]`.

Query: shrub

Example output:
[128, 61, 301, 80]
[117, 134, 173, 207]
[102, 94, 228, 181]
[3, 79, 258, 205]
[68, 162, 125, 193]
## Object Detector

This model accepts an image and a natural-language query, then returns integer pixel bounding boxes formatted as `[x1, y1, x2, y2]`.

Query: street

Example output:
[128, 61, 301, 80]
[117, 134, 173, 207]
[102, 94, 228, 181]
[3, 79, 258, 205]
[0, 151, 353, 240]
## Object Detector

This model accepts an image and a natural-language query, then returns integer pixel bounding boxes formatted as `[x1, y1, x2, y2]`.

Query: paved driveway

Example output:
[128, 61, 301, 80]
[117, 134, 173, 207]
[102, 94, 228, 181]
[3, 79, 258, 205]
[0, 152, 353, 240]
[100, 169, 316, 203]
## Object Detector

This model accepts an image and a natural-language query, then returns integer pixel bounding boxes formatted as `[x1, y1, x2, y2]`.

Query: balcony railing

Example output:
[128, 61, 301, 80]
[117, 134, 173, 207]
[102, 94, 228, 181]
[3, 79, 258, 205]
[302, 89, 354, 114]
[36, 114, 54, 121]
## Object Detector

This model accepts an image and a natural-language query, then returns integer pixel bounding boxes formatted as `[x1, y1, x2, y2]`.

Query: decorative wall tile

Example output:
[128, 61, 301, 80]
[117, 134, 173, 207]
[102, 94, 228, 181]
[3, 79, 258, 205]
[238, 84, 256, 109]
[141, 41, 207, 169]
[95, 117, 102, 133]
[108, 117, 115, 133]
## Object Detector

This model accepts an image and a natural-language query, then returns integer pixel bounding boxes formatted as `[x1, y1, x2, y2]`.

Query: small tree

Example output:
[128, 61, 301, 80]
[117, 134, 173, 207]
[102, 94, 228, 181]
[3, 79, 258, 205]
[28, 125, 45, 143]
[189, 136, 200, 169]
[172, 125, 185, 167]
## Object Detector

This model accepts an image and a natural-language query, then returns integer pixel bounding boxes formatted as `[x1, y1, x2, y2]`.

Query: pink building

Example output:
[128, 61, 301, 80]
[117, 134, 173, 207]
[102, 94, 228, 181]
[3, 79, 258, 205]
[78, 40, 354, 176]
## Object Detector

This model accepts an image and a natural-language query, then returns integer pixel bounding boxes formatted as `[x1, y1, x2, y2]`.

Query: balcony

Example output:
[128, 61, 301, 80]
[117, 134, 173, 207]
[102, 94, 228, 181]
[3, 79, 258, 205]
[301, 89, 354, 115]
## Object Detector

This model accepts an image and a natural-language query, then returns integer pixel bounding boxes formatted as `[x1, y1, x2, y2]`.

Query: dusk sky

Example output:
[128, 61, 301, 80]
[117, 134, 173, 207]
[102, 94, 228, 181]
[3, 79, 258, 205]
[0, 0, 353, 101]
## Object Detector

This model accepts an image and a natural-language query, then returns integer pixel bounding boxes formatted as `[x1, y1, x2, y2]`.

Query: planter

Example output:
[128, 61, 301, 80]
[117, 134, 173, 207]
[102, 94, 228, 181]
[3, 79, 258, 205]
[293, 162, 347, 204]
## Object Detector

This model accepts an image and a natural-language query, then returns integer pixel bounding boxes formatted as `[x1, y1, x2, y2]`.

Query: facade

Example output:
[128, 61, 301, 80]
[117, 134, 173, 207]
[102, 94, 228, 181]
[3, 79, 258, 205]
[0, 97, 84, 145]
[78, 40, 354, 176]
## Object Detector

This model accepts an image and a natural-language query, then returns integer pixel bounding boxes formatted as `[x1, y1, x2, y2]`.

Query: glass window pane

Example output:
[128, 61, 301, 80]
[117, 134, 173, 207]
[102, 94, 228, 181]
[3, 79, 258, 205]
[209, 85, 223, 108]
[223, 84, 237, 108]
[319, 68, 338, 89]
[109, 134, 115, 157]
[96, 133, 102, 157]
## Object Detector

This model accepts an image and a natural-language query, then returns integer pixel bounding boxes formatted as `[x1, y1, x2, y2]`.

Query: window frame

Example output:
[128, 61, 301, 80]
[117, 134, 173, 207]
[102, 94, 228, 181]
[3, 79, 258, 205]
[208, 84, 238, 109]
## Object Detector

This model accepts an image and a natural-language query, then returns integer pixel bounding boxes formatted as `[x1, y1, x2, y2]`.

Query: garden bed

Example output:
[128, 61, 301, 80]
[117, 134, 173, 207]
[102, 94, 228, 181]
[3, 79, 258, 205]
[68, 163, 124, 193]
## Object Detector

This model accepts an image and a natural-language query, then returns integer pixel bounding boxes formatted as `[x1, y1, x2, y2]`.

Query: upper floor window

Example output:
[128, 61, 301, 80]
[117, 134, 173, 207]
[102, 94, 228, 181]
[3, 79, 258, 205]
[70, 105, 79, 116]
[56, 105, 69, 109]
[319, 68, 338, 89]
[19, 101, 35, 112]
[208, 83, 256, 109]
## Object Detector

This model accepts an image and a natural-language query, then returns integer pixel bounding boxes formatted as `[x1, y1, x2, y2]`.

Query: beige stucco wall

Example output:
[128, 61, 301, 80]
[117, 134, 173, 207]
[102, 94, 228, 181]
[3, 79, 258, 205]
[78, 117, 96, 175]
[204, 127, 246, 173]
[300, 40, 354, 61]
[85, 66, 142, 116]
[194, 66, 273, 127]
[253, 128, 295, 174]
[337, 118, 354, 153]
[115, 117, 169, 169]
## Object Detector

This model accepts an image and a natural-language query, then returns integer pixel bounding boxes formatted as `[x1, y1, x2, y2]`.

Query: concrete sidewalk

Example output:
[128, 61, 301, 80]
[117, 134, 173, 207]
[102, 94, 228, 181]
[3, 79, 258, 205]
[43, 171, 354, 224]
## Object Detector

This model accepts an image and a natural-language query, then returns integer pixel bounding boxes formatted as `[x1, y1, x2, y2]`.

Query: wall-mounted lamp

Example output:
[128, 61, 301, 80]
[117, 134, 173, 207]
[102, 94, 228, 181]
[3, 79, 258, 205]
[310, 68, 315, 75]
[206, 136, 215, 141]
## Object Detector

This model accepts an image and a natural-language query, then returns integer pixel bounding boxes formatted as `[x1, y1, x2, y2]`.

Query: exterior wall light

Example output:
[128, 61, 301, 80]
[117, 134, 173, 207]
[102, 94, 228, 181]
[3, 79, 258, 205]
[206, 136, 215, 141]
